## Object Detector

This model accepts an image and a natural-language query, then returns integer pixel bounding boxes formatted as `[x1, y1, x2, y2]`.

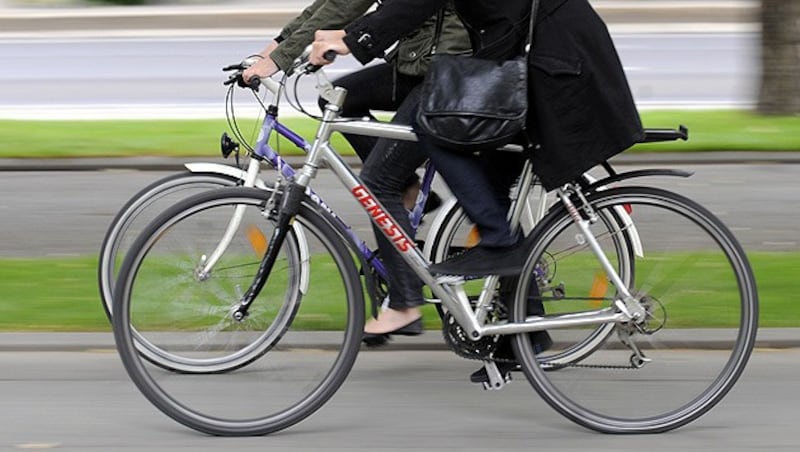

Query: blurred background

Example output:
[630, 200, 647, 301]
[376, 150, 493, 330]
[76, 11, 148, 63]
[2, 0, 790, 119]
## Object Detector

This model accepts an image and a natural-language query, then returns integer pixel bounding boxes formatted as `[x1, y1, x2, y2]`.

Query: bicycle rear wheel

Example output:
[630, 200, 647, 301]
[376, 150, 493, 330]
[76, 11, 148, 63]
[112, 187, 364, 435]
[512, 186, 758, 433]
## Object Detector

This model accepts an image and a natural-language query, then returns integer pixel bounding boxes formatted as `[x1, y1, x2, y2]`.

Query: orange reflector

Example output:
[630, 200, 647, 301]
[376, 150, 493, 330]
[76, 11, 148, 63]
[246, 224, 268, 256]
[465, 226, 481, 248]
[623, 203, 632, 214]
[589, 271, 608, 307]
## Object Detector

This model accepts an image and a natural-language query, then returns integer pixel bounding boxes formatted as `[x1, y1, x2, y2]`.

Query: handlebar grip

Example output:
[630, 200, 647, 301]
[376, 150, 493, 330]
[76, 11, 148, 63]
[304, 49, 340, 74]
[246, 76, 261, 90]
[323, 50, 338, 63]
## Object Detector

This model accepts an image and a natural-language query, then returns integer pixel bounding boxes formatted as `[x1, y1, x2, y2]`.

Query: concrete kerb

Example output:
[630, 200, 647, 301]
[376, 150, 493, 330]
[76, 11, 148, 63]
[0, 328, 797, 352]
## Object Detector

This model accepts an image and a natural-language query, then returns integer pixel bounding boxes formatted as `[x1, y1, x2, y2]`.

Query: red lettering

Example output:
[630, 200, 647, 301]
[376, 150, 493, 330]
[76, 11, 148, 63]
[351, 185, 414, 253]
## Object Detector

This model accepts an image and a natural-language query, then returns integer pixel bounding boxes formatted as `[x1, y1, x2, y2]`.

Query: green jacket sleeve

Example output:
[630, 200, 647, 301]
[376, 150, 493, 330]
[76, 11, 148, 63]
[270, 0, 375, 72]
[276, 0, 326, 41]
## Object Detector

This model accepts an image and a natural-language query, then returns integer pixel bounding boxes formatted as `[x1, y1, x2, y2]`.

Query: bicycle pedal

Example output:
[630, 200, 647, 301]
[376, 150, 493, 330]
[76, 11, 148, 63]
[481, 362, 512, 391]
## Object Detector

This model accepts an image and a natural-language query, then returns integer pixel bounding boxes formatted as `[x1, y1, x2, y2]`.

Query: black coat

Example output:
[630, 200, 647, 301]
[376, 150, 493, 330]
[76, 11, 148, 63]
[344, 0, 644, 190]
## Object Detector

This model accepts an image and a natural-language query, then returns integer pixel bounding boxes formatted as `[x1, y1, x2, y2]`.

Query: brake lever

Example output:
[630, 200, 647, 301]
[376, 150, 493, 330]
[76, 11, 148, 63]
[304, 50, 339, 74]
[222, 63, 245, 72]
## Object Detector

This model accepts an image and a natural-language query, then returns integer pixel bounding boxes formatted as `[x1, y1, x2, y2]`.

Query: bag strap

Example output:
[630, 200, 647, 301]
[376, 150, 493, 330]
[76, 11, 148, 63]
[432, 0, 541, 57]
[525, 0, 541, 55]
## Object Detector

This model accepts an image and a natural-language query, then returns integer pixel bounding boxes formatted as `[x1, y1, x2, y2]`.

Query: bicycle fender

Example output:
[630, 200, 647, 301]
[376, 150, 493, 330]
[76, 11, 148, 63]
[585, 168, 693, 193]
[183, 162, 270, 190]
[421, 197, 460, 261]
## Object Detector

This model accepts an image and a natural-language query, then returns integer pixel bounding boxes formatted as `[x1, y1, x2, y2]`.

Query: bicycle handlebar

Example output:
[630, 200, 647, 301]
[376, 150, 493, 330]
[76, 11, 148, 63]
[223, 47, 338, 95]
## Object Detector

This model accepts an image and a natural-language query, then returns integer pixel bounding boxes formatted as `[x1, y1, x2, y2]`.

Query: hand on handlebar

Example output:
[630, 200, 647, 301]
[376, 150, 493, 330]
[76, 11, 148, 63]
[222, 54, 274, 90]
[309, 30, 349, 66]
[242, 57, 279, 86]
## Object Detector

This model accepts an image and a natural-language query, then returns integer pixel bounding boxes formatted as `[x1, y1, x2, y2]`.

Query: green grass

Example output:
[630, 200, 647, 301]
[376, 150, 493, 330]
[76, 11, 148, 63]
[0, 251, 796, 331]
[1, 110, 799, 159]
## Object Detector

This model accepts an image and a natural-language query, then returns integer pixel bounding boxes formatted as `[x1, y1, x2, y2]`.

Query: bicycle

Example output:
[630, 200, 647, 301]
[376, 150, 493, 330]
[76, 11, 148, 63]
[111, 54, 757, 435]
[99, 56, 651, 373]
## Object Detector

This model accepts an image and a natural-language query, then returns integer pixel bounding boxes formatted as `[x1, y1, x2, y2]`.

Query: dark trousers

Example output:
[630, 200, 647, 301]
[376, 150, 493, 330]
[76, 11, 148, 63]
[327, 63, 424, 192]
[359, 86, 429, 309]
[422, 141, 523, 248]
[329, 65, 523, 309]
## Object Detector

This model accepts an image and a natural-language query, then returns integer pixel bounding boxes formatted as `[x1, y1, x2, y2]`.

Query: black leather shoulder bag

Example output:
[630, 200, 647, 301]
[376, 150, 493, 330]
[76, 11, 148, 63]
[415, 0, 539, 152]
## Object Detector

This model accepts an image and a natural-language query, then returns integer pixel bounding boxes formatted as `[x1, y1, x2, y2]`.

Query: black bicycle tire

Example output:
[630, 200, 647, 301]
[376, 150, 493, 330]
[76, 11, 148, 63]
[511, 186, 758, 433]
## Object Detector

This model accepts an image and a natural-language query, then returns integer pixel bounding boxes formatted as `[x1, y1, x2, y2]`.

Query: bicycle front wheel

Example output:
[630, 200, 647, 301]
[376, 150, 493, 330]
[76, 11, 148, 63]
[112, 187, 365, 435]
[512, 186, 758, 433]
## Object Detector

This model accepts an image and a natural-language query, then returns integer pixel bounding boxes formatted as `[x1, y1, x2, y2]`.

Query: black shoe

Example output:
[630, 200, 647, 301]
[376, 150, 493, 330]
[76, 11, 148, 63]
[469, 331, 553, 384]
[422, 191, 442, 214]
[362, 317, 424, 347]
[469, 361, 520, 384]
[430, 243, 528, 277]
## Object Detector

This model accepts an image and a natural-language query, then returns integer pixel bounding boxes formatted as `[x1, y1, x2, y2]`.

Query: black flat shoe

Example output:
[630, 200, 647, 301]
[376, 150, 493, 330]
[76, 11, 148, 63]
[362, 317, 424, 347]
[422, 190, 442, 214]
[469, 361, 520, 384]
[429, 243, 529, 277]
[469, 331, 553, 384]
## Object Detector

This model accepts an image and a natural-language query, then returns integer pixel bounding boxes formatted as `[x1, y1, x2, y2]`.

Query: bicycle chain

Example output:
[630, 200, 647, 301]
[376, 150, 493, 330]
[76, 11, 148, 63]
[541, 361, 636, 371]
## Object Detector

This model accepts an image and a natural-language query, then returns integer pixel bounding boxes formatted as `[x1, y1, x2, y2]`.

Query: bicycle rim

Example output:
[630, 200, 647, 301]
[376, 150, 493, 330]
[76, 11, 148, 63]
[113, 187, 364, 435]
[512, 186, 758, 433]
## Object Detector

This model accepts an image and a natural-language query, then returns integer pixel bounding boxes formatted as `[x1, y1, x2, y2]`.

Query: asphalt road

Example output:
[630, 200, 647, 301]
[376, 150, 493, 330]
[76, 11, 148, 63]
[0, 348, 796, 451]
[0, 162, 797, 258]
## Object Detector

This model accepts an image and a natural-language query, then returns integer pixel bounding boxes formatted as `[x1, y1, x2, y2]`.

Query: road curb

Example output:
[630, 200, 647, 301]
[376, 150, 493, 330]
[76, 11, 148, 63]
[0, 329, 796, 352]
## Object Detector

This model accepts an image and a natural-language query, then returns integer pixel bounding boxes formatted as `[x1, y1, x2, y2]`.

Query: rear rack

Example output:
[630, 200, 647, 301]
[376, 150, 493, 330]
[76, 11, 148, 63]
[640, 125, 689, 143]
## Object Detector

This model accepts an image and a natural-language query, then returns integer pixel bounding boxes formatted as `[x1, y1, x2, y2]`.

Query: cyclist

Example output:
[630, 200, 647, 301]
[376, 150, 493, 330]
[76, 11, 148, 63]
[243, 0, 469, 211]
[310, 0, 644, 382]
[242, 1, 471, 346]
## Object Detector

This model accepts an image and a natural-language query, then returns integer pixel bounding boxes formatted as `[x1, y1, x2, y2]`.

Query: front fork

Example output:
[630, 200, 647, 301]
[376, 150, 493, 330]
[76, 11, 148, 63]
[232, 180, 304, 321]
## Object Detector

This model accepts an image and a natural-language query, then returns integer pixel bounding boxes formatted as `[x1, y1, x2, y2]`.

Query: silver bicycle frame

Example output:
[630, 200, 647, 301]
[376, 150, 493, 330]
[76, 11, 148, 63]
[286, 72, 638, 341]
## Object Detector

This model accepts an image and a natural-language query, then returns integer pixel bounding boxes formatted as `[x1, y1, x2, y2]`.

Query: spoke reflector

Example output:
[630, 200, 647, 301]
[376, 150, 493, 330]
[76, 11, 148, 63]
[247, 224, 268, 255]
[589, 271, 608, 306]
